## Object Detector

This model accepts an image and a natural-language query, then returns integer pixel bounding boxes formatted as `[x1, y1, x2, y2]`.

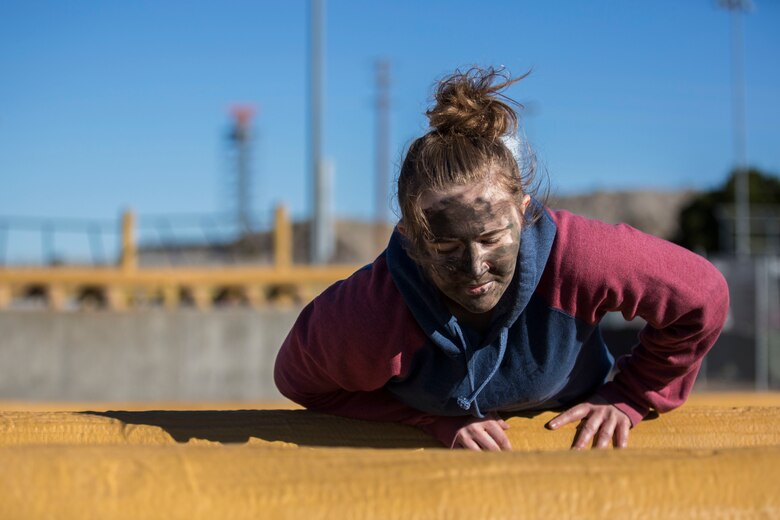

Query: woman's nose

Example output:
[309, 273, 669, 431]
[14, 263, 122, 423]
[463, 244, 489, 278]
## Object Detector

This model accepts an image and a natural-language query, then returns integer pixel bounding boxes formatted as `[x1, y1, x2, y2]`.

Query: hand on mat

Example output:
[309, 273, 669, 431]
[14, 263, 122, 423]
[545, 395, 630, 449]
[453, 413, 512, 452]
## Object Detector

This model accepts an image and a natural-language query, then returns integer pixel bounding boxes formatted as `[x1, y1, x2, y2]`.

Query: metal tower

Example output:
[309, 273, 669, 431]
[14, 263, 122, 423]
[228, 105, 255, 235]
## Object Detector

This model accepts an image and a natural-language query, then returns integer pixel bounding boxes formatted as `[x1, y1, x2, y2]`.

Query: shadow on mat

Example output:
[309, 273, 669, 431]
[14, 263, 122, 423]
[82, 409, 445, 449]
[83, 408, 650, 449]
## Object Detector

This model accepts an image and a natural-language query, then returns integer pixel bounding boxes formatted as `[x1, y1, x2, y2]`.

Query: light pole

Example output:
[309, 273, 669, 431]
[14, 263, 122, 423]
[374, 59, 391, 253]
[309, 0, 333, 264]
[718, 0, 752, 257]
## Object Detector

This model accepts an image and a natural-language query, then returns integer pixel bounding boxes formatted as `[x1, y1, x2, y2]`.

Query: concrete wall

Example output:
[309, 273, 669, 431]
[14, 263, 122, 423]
[0, 309, 301, 401]
[0, 308, 764, 402]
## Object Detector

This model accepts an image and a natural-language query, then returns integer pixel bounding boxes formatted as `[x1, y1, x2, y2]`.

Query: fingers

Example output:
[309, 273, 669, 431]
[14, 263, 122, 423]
[486, 412, 509, 431]
[571, 412, 604, 450]
[547, 403, 590, 430]
[474, 427, 503, 452]
[456, 431, 497, 451]
[547, 400, 633, 450]
[483, 421, 512, 451]
[455, 405, 631, 452]
[594, 414, 617, 449]
[456, 434, 482, 451]
[570, 409, 630, 450]
[614, 419, 629, 449]
[454, 417, 512, 452]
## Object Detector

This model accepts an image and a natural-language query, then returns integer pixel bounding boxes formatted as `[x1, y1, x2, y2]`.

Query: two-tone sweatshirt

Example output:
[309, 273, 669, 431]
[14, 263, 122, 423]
[274, 206, 730, 447]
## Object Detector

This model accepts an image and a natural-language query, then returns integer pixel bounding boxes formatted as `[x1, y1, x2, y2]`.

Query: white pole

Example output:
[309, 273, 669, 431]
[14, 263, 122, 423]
[755, 257, 770, 390]
[719, 0, 752, 257]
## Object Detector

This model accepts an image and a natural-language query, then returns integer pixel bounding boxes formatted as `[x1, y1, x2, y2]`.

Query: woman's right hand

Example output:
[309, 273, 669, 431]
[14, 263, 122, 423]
[453, 413, 512, 451]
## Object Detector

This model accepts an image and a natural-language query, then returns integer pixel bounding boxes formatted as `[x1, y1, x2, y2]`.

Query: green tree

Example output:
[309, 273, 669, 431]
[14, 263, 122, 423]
[675, 168, 780, 254]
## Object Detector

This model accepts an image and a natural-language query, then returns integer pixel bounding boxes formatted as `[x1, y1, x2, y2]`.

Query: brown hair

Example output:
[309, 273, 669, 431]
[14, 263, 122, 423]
[397, 66, 543, 260]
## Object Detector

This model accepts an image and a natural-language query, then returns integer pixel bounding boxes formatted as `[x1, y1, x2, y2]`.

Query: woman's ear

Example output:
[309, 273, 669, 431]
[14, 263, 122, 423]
[520, 194, 531, 216]
[397, 220, 408, 238]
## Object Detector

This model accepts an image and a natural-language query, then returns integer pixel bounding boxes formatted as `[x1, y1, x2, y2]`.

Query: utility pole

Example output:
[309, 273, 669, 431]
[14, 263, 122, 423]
[309, 0, 333, 264]
[375, 59, 391, 252]
[719, 0, 752, 257]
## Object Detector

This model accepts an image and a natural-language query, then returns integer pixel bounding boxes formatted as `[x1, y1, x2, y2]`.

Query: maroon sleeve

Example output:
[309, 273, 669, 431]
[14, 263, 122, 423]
[541, 210, 730, 426]
[273, 257, 470, 447]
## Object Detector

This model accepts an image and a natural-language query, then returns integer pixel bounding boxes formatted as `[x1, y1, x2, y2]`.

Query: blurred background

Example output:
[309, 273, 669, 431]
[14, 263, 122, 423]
[0, 0, 778, 403]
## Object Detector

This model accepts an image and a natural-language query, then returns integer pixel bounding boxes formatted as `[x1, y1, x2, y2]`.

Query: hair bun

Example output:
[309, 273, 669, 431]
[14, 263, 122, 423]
[426, 67, 525, 140]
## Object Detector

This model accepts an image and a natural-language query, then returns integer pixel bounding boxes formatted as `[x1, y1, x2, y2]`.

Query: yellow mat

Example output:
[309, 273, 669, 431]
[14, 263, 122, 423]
[1, 393, 779, 519]
[1, 405, 780, 450]
[2, 444, 778, 520]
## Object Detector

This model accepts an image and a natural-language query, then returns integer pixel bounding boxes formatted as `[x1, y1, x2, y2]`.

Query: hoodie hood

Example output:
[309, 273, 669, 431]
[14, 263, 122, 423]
[385, 199, 559, 417]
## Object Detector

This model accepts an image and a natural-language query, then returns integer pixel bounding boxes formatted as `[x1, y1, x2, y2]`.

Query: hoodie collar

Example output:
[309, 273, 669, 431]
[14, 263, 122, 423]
[386, 198, 557, 337]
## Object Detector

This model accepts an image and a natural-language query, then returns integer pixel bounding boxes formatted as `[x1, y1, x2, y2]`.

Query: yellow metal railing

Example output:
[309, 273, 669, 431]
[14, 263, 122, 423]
[0, 205, 358, 311]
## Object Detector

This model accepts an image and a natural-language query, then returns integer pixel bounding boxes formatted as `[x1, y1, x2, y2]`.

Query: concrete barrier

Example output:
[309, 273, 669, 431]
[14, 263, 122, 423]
[0, 309, 300, 401]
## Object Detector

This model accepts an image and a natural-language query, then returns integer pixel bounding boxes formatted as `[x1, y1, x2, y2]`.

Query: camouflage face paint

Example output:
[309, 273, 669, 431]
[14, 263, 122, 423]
[417, 182, 524, 318]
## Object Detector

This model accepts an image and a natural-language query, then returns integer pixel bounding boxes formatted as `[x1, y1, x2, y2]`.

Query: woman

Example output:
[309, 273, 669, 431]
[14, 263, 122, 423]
[274, 67, 729, 451]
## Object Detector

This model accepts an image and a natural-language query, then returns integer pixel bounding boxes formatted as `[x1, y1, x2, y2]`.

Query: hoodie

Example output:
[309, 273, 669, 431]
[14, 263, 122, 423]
[383, 202, 614, 418]
[274, 206, 729, 447]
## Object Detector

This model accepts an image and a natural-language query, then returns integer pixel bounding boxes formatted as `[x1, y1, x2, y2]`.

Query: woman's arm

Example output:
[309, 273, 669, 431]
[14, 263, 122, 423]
[541, 210, 730, 446]
[273, 259, 473, 448]
[273, 317, 465, 446]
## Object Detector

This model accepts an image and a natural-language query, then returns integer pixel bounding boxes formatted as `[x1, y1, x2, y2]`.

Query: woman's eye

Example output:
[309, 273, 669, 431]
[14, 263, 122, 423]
[433, 243, 459, 254]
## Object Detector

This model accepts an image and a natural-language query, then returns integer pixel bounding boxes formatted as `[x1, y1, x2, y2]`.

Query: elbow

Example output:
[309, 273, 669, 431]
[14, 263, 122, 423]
[687, 264, 730, 353]
[272, 353, 291, 400]
[707, 267, 730, 332]
[273, 338, 301, 404]
[273, 335, 330, 410]
[274, 361, 308, 407]
[272, 356, 287, 397]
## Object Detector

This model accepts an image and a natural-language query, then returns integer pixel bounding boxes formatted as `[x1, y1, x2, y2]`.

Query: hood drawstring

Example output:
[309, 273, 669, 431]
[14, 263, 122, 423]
[450, 323, 510, 419]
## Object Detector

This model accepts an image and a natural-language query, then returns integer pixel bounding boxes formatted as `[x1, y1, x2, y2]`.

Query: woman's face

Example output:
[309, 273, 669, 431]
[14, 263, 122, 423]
[416, 179, 529, 316]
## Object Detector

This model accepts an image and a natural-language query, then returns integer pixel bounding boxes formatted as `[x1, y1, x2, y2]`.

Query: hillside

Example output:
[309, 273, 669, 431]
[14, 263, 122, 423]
[548, 189, 697, 240]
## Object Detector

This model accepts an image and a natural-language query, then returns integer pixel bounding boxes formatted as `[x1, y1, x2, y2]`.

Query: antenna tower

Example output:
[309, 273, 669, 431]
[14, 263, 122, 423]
[228, 105, 256, 235]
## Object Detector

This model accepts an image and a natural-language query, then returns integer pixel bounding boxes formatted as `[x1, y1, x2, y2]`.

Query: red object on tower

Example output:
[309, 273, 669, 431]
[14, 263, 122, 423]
[231, 105, 256, 128]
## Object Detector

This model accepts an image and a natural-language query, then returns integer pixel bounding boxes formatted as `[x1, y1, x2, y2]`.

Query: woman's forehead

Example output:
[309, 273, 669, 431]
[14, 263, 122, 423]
[421, 183, 521, 239]
[419, 180, 513, 211]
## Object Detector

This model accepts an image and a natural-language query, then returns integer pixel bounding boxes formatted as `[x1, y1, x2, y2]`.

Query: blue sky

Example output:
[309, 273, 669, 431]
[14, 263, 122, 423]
[1, 0, 779, 227]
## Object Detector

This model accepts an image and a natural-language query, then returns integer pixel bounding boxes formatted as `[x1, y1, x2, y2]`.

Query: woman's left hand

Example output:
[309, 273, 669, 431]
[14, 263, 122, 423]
[545, 395, 631, 449]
